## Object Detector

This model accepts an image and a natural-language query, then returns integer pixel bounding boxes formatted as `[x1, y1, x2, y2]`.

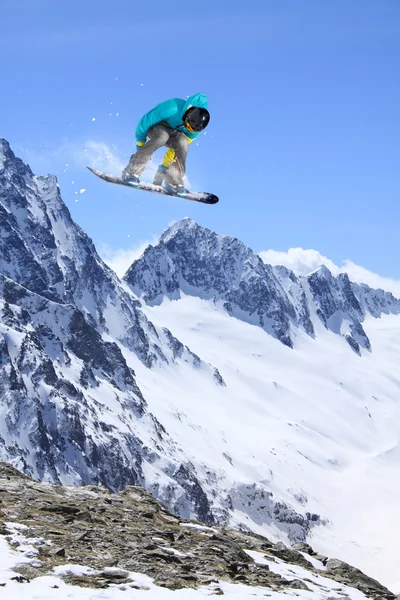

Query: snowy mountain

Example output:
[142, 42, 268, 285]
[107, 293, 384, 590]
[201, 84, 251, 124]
[0, 138, 224, 518]
[1, 139, 400, 592]
[124, 227, 400, 590]
[125, 218, 400, 354]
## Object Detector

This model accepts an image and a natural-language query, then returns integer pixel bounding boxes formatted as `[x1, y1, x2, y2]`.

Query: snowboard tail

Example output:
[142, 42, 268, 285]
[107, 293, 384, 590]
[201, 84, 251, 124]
[87, 167, 219, 205]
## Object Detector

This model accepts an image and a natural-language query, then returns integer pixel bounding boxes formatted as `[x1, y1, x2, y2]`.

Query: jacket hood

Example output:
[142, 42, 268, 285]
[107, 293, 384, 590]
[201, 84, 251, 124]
[181, 93, 208, 118]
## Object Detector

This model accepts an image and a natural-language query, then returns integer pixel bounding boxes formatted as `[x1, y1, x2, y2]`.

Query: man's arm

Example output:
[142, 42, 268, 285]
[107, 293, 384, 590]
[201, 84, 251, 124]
[135, 99, 178, 145]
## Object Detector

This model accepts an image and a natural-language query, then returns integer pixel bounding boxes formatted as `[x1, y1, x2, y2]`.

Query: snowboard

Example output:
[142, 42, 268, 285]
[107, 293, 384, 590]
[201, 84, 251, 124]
[87, 167, 219, 205]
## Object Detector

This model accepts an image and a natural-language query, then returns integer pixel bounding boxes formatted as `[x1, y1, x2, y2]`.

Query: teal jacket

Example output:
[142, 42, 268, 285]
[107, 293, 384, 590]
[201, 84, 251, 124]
[135, 93, 209, 145]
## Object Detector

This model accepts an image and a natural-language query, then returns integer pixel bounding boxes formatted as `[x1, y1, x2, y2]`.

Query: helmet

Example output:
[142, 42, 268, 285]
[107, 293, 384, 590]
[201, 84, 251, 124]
[183, 107, 210, 132]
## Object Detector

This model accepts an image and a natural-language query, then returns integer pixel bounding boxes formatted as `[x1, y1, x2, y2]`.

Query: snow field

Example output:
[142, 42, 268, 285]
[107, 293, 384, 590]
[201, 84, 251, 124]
[126, 295, 400, 591]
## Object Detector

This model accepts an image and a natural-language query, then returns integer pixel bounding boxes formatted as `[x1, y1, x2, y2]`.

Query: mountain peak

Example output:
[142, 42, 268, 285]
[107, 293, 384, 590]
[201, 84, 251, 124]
[160, 217, 207, 244]
[309, 264, 334, 279]
[0, 137, 33, 178]
[0, 137, 12, 159]
[127, 220, 400, 354]
[0, 136, 19, 158]
[125, 221, 312, 347]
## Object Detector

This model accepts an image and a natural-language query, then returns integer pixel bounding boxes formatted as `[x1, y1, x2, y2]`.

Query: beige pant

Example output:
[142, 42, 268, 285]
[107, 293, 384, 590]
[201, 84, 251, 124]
[126, 124, 188, 186]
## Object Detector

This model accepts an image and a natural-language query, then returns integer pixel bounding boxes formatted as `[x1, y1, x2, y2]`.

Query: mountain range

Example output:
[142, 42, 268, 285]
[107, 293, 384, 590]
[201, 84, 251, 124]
[1, 138, 399, 592]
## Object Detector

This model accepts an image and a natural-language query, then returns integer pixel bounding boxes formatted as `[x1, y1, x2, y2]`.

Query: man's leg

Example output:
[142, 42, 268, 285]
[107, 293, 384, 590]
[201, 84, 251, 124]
[123, 124, 172, 179]
[153, 149, 175, 185]
[164, 132, 189, 187]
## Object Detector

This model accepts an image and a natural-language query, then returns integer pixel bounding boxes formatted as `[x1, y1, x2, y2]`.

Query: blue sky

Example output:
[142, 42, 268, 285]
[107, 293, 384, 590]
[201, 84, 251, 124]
[2, 0, 399, 278]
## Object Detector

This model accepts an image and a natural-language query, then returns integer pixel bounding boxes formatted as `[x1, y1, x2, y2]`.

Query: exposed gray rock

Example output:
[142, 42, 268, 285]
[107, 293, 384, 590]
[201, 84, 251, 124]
[324, 558, 396, 599]
[227, 483, 321, 542]
[0, 462, 300, 591]
[291, 542, 315, 555]
[0, 462, 396, 598]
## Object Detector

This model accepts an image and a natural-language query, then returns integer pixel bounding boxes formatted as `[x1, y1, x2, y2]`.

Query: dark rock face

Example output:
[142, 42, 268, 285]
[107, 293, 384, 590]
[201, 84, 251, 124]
[325, 558, 396, 600]
[0, 273, 148, 492]
[307, 269, 368, 353]
[0, 462, 396, 598]
[306, 269, 400, 352]
[126, 218, 400, 352]
[172, 463, 216, 525]
[226, 482, 321, 543]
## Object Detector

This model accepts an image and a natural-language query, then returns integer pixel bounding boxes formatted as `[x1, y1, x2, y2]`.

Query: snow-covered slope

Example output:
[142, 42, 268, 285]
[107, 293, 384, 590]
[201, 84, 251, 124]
[125, 220, 400, 591]
[130, 296, 400, 592]
[1, 140, 400, 591]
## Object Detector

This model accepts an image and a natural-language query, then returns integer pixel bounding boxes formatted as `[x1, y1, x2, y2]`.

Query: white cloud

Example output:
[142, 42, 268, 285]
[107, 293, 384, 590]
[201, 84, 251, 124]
[260, 248, 400, 298]
[338, 260, 400, 298]
[260, 248, 340, 277]
[99, 237, 158, 278]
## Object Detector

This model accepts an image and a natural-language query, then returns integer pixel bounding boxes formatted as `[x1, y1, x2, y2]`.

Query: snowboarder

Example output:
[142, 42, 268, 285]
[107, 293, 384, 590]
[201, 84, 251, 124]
[122, 93, 210, 196]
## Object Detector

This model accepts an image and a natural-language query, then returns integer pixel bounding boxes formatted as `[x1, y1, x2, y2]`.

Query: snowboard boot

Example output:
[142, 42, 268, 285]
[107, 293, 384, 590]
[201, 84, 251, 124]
[153, 165, 168, 186]
[122, 158, 140, 185]
[164, 181, 188, 196]
[122, 171, 140, 185]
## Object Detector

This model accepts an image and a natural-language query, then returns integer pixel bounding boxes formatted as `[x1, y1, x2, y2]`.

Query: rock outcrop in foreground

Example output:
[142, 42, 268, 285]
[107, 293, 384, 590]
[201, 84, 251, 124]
[0, 463, 396, 599]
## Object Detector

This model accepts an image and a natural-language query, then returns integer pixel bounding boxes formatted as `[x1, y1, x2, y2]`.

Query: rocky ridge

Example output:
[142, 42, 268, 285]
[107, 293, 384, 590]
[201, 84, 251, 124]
[0, 462, 397, 599]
